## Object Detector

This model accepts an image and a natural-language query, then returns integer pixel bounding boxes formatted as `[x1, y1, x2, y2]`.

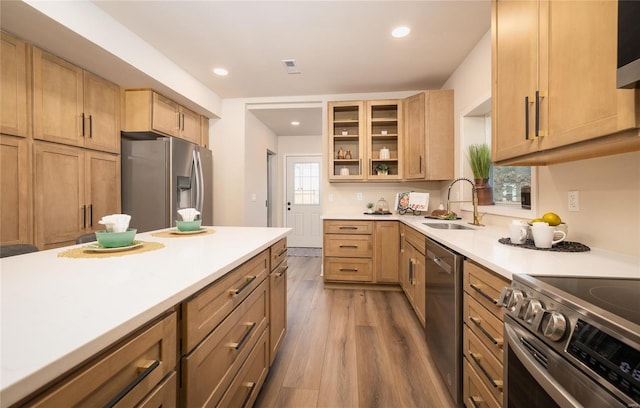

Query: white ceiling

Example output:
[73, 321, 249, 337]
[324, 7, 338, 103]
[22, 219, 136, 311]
[1, 1, 491, 136]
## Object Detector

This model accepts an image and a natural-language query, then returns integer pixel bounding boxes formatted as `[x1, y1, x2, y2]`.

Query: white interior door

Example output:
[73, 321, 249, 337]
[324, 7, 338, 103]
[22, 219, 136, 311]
[286, 155, 322, 247]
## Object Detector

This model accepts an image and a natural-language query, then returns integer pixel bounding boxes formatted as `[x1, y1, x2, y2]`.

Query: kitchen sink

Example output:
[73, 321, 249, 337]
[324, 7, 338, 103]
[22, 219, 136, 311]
[423, 222, 475, 230]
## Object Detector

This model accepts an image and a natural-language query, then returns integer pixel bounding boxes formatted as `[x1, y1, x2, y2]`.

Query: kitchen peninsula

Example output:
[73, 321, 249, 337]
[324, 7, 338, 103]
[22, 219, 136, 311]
[0, 226, 290, 407]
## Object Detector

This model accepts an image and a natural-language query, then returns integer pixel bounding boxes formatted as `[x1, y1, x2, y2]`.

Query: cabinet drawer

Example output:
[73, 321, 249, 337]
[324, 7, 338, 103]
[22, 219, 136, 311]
[324, 234, 372, 258]
[181, 278, 269, 408]
[464, 261, 510, 320]
[218, 328, 269, 408]
[270, 238, 287, 270]
[463, 358, 501, 408]
[29, 312, 177, 407]
[403, 226, 425, 254]
[464, 295, 504, 361]
[324, 220, 373, 234]
[324, 257, 373, 282]
[137, 371, 177, 408]
[464, 326, 503, 404]
[182, 249, 269, 353]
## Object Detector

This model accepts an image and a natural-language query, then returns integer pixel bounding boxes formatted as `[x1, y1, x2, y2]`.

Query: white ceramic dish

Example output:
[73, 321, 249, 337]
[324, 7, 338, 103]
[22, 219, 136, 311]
[170, 228, 208, 235]
[83, 240, 143, 252]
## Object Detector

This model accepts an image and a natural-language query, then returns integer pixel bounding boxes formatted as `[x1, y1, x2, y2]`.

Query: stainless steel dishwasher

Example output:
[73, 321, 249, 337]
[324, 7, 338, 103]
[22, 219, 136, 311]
[425, 237, 463, 406]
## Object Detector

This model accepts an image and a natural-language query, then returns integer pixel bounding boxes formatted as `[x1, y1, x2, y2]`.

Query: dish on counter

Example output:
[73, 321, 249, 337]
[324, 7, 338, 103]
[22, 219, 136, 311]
[83, 240, 144, 252]
[169, 227, 208, 235]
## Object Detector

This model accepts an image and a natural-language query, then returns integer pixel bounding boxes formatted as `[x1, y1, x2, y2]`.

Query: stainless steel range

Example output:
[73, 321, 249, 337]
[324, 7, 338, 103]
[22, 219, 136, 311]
[500, 275, 640, 408]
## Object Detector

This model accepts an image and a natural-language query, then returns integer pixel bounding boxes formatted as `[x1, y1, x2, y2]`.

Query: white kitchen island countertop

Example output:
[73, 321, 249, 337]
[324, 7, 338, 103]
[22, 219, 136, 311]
[0, 226, 290, 407]
[324, 214, 640, 280]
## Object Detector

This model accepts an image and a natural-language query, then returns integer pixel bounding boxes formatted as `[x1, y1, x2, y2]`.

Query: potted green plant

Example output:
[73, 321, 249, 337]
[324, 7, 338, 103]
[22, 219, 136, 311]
[375, 163, 390, 175]
[467, 143, 494, 205]
[366, 202, 374, 214]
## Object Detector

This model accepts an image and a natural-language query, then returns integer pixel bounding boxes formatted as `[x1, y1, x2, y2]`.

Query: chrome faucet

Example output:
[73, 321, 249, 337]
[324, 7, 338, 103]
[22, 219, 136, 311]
[446, 177, 484, 226]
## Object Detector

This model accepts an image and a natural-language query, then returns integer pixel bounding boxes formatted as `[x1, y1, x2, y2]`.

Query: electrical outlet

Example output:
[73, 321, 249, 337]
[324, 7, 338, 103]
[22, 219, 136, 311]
[568, 190, 579, 212]
[356, 192, 363, 201]
[328, 194, 334, 202]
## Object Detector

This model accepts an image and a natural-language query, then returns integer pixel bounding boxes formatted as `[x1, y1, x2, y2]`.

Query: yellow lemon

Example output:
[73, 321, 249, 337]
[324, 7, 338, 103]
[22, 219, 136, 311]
[542, 212, 562, 226]
[530, 218, 544, 224]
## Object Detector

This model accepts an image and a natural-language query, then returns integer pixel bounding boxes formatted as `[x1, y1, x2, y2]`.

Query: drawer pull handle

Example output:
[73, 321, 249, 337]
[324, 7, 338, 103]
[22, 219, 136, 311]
[227, 322, 257, 350]
[339, 268, 359, 272]
[229, 276, 257, 296]
[469, 352, 502, 390]
[104, 360, 160, 408]
[240, 381, 257, 408]
[277, 248, 287, 257]
[339, 245, 358, 249]
[339, 226, 358, 230]
[470, 283, 498, 305]
[275, 265, 288, 278]
[469, 395, 484, 408]
[469, 316, 503, 347]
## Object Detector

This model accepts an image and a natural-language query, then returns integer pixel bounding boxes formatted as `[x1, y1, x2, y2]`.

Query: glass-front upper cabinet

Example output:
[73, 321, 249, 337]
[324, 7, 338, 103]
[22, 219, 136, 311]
[366, 100, 402, 180]
[328, 101, 365, 181]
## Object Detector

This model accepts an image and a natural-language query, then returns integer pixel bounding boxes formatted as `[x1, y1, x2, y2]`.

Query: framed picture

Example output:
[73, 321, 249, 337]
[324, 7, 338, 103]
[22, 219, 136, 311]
[395, 191, 430, 213]
[395, 192, 411, 211]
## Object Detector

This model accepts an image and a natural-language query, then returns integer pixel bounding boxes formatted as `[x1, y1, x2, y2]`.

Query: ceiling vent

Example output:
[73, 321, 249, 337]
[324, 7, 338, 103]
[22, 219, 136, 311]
[281, 59, 301, 74]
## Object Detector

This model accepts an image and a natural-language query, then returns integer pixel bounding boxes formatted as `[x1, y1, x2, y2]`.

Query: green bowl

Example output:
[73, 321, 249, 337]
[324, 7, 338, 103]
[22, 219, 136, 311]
[176, 220, 202, 232]
[95, 228, 137, 248]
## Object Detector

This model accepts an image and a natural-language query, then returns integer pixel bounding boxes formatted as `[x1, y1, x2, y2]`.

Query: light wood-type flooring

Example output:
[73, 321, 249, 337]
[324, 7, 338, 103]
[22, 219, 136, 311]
[255, 255, 456, 408]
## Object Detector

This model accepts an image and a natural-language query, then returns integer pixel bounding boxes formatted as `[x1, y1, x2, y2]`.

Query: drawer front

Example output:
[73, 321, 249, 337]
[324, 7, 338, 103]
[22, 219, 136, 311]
[463, 358, 501, 408]
[270, 238, 287, 270]
[464, 326, 503, 404]
[464, 295, 504, 361]
[29, 312, 177, 407]
[182, 278, 269, 408]
[464, 260, 510, 319]
[324, 257, 373, 282]
[182, 249, 269, 353]
[269, 260, 287, 365]
[218, 328, 269, 408]
[403, 226, 425, 254]
[324, 234, 372, 258]
[137, 371, 177, 408]
[324, 220, 373, 234]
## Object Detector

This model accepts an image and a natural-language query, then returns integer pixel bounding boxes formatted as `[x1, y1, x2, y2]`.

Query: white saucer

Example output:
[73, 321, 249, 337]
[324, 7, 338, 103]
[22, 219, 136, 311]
[170, 228, 207, 235]
[83, 240, 143, 252]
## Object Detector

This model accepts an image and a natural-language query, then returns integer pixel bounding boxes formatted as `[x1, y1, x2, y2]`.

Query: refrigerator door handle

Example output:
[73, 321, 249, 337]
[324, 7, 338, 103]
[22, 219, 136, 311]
[192, 150, 201, 213]
[197, 150, 205, 213]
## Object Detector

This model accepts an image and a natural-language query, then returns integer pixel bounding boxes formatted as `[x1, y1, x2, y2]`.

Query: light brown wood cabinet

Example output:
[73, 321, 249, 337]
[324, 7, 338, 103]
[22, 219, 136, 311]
[32, 47, 120, 154]
[34, 142, 120, 249]
[180, 246, 281, 407]
[403, 90, 454, 180]
[323, 220, 374, 282]
[374, 221, 400, 283]
[492, 0, 640, 166]
[200, 115, 210, 148]
[366, 100, 402, 180]
[24, 312, 177, 407]
[399, 224, 426, 326]
[124, 90, 202, 145]
[462, 260, 510, 408]
[269, 238, 288, 365]
[0, 135, 31, 245]
[1, 32, 29, 138]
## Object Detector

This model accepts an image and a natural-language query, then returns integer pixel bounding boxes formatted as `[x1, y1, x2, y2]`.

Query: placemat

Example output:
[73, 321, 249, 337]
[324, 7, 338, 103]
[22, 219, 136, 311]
[151, 228, 215, 238]
[58, 241, 165, 259]
[498, 238, 590, 252]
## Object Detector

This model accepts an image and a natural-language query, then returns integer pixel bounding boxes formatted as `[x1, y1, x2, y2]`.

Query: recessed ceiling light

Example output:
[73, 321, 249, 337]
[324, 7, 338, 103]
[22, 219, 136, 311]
[213, 68, 228, 76]
[392, 26, 411, 38]
[291, 121, 300, 126]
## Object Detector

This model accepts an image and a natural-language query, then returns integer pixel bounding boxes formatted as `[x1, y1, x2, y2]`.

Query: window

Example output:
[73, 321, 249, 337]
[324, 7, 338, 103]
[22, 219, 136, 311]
[492, 166, 531, 205]
[293, 162, 320, 205]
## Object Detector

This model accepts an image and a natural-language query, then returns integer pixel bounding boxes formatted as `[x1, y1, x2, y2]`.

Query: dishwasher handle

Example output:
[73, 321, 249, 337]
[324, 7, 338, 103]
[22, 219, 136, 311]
[427, 249, 452, 275]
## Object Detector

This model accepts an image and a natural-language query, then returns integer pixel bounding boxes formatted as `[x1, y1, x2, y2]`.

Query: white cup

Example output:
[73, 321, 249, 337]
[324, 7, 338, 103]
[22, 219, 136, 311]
[340, 167, 349, 176]
[509, 223, 528, 244]
[531, 223, 566, 248]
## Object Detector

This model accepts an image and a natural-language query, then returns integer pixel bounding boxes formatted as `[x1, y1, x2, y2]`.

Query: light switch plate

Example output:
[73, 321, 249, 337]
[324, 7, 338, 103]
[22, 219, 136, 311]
[568, 190, 579, 212]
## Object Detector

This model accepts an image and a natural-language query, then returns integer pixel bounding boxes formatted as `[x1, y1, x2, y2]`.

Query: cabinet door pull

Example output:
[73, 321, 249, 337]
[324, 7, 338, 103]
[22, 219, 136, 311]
[524, 96, 529, 140]
[89, 204, 93, 227]
[339, 245, 358, 249]
[81, 113, 86, 137]
[469, 316, 503, 347]
[470, 283, 498, 305]
[227, 322, 257, 350]
[82, 205, 86, 229]
[469, 395, 484, 408]
[275, 265, 288, 278]
[240, 382, 257, 408]
[277, 248, 287, 257]
[88, 114, 93, 138]
[409, 258, 414, 284]
[419, 155, 423, 173]
[339, 268, 359, 272]
[469, 352, 502, 389]
[339, 226, 358, 230]
[229, 276, 257, 296]
[104, 360, 160, 408]
[535, 90, 540, 137]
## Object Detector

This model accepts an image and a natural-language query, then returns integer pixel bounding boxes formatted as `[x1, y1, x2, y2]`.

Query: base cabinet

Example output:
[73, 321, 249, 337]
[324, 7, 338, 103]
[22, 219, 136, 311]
[399, 224, 426, 326]
[269, 239, 288, 365]
[462, 260, 510, 408]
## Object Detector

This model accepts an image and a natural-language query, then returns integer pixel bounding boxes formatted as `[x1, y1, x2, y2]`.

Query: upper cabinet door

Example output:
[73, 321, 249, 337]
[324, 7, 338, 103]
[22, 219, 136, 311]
[366, 100, 402, 181]
[152, 92, 180, 137]
[1, 33, 28, 137]
[328, 101, 366, 181]
[83, 71, 120, 153]
[179, 106, 200, 144]
[33, 48, 84, 146]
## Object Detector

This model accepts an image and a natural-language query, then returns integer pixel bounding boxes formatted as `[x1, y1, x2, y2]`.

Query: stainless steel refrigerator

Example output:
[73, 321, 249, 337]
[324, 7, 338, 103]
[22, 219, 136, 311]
[121, 137, 213, 232]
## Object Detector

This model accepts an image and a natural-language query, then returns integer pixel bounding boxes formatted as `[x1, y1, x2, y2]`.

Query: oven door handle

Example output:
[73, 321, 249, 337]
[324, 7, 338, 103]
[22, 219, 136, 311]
[505, 323, 582, 408]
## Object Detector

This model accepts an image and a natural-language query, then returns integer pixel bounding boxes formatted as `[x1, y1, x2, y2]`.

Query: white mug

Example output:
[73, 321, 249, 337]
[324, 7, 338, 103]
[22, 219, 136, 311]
[340, 167, 349, 176]
[509, 223, 528, 244]
[531, 223, 566, 248]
